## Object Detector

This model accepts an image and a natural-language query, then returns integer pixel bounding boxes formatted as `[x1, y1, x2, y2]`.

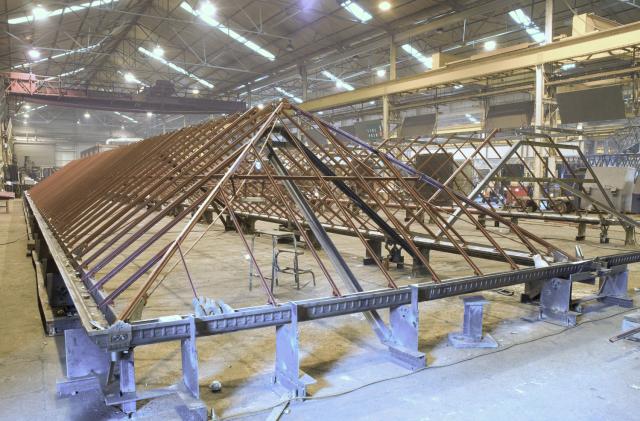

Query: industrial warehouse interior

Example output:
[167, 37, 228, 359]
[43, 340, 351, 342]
[2, 0, 640, 420]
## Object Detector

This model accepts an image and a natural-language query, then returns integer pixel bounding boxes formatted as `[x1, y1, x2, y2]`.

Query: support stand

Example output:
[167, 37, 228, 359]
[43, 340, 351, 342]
[57, 319, 207, 419]
[362, 238, 382, 265]
[624, 226, 636, 246]
[448, 295, 497, 348]
[386, 285, 426, 370]
[539, 277, 577, 326]
[387, 244, 404, 269]
[600, 224, 610, 244]
[273, 303, 316, 398]
[411, 247, 431, 278]
[576, 222, 587, 241]
[597, 266, 633, 308]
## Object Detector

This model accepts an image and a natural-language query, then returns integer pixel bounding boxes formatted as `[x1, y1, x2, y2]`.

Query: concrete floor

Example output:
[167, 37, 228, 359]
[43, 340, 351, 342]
[1, 199, 640, 420]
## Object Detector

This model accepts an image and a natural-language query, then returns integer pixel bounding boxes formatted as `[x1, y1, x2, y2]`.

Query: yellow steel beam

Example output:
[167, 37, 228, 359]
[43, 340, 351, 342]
[301, 21, 640, 112]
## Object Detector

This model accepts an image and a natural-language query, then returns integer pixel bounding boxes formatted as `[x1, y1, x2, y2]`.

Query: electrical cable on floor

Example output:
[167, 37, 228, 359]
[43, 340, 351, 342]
[0, 235, 26, 246]
[217, 305, 639, 420]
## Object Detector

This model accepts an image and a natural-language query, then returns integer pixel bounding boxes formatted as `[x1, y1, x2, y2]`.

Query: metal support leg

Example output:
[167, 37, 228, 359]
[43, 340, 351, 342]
[624, 226, 636, 246]
[411, 247, 430, 278]
[389, 245, 404, 269]
[576, 222, 587, 241]
[477, 214, 486, 229]
[539, 277, 577, 326]
[598, 266, 633, 308]
[273, 303, 315, 398]
[448, 295, 498, 348]
[363, 238, 382, 265]
[117, 350, 136, 414]
[600, 224, 610, 244]
[387, 285, 425, 370]
[181, 317, 199, 398]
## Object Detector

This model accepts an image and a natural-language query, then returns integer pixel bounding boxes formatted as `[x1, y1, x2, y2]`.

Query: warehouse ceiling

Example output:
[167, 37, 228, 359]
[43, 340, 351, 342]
[2, 0, 640, 143]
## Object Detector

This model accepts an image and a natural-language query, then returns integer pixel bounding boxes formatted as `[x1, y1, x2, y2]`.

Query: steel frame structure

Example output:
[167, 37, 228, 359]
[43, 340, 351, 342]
[26, 100, 640, 416]
[374, 131, 640, 245]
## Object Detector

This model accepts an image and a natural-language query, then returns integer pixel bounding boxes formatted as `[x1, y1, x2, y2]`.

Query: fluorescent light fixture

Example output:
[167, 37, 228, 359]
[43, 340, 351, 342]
[198, 1, 216, 16]
[484, 40, 497, 51]
[84, 112, 91, 119]
[401, 44, 432, 68]
[322, 70, 355, 91]
[114, 111, 139, 123]
[465, 113, 479, 124]
[234, 84, 247, 90]
[340, 1, 372, 23]
[44, 67, 85, 81]
[275, 87, 303, 104]
[180, 2, 275, 61]
[192, 88, 200, 94]
[28, 49, 41, 59]
[376, 68, 386, 77]
[32, 5, 48, 20]
[17, 104, 45, 116]
[124, 72, 143, 84]
[560, 63, 576, 70]
[369, 101, 375, 105]
[146, 111, 153, 117]
[13, 42, 101, 69]
[152, 45, 164, 57]
[378, 1, 392, 12]
[8, 1, 119, 25]
[254, 75, 269, 82]
[138, 46, 214, 88]
[508, 9, 545, 43]
[23, 114, 29, 119]
[454, 84, 463, 90]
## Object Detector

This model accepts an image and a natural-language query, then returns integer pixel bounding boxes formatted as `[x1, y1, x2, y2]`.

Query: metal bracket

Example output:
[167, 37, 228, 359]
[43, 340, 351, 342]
[448, 295, 497, 348]
[57, 328, 110, 397]
[273, 303, 316, 398]
[597, 265, 633, 308]
[387, 285, 426, 370]
[539, 277, 578, 326]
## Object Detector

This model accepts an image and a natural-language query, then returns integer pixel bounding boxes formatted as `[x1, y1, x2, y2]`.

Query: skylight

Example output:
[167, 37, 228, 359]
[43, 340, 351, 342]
[401, 44, 433, 68]
[8, 1, 119, 25]
[180, 2, 276, 61]
[340, 1, 372, 23]
[138, 46, 214, 88]
[508, 9, 545, 43]
[114, 111, 139, 124]
[12, 42, 101, 69]
[465, 113, 479, 124]
[321, 70, 355, 91]
[275, 87, 303, 104]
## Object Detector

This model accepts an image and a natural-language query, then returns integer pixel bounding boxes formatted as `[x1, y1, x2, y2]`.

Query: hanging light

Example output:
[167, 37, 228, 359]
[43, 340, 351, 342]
[28, 49, 41, 59]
